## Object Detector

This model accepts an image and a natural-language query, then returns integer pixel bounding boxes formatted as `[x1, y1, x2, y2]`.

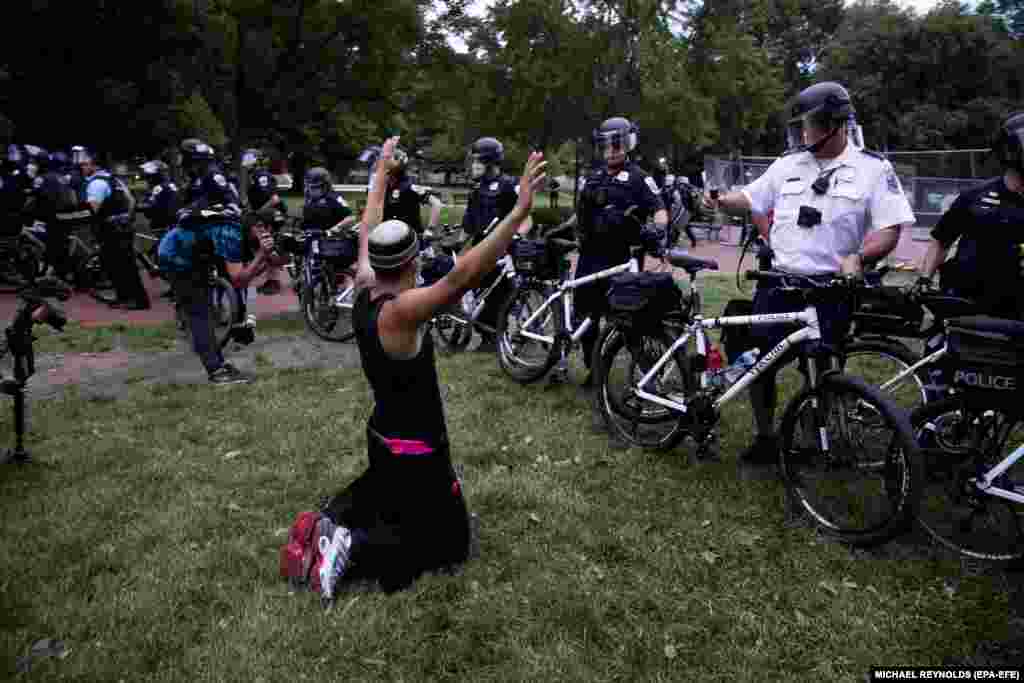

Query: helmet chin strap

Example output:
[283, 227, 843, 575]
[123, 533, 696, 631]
[802, 124, 841, 155]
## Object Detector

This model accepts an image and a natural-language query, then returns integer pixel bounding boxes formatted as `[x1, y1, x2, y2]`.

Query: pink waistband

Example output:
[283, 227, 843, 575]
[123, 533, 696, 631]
[381, 438, 435, 456]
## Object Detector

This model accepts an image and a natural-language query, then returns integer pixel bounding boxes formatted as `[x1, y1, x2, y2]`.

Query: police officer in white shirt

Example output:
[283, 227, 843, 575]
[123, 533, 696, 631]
[705, 81, 915, 465]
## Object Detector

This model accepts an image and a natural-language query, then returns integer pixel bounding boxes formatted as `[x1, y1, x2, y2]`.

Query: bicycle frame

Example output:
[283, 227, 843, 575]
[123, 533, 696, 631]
[976, 442, 1024, 504]
[517, 258, 639, 346]
[631, 307, 822, 414]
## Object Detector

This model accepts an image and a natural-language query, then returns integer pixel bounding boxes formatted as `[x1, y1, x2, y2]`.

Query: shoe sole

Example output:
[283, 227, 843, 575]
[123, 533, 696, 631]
[209, 377, 251, 385]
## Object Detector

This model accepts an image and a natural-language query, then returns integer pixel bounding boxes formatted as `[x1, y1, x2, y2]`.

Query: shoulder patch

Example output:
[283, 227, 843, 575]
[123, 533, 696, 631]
[860, 149, 886, 161]
[258, 176, 269, 187]
[33, 176, 44, 189]
[169, 183, 177, 192]
[644, 176, 660, 194]
[152, 185, 163, 195]
[213, 173, 227, 187]
[337, 195, 348, 207]
[578, 178, 586, 191]
[886, 169, 902, 194]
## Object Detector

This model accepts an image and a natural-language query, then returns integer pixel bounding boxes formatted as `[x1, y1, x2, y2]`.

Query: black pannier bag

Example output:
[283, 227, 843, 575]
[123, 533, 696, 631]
[608, 272, 683, 327]
[852, 285, 925, 338]
[720, 298, 755, 362]
[510, 239, 558, 280]
[945, 316, 1024, 395]
[319, 235, 358, 268]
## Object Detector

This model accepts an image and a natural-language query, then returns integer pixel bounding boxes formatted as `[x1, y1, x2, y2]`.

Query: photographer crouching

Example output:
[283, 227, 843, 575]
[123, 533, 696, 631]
[158, 198, 288, 385]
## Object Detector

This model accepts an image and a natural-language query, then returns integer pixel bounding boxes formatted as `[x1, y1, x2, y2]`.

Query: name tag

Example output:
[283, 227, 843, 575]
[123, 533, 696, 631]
[616, 171, 629, 182]
[489, 182, 499, 191]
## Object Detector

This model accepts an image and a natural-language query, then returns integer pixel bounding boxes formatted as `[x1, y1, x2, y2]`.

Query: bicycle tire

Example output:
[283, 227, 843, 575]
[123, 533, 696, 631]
[302, 263, 356, 342]
[433, 299, 473, 354]
[842, 338, 930, 414]
[778, 372, 922, 547]
[496, 281, 561, 383]
[911, 397, 1024, 562]
[592, 322, 690, 451]
[209, 275, 240, 349]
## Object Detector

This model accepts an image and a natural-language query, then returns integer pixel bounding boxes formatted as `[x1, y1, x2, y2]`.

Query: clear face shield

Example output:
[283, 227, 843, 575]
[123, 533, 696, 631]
[594, 132, 628, 168]
[785, 110, 852, 153]
[465, 152, 487, 180]
[71, 146, 94, 173]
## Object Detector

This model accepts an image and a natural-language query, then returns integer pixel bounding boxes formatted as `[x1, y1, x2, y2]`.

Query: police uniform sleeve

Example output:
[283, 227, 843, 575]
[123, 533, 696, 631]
[411, 184, 432, 206]
[499, 177, 519, 218]
[636, 171, 665, 219]
[740, 158, 785, 216]
[930, 192, 971, 249]
[866, 160, 915, 232]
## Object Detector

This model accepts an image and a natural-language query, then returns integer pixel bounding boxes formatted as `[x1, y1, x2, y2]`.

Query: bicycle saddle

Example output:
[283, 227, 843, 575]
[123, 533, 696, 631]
[666, 248, 718, 274]
[918, 295, 977, 321]
[547, 238, 578, 257]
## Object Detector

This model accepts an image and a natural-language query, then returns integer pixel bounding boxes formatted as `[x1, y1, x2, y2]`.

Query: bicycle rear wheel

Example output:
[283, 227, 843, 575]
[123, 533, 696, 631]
[911, 397, 1024, 562]
[592, 323, 689, 451]
[496, 282, 561, 383]
[779, 372, 922, 547]
[842, 339, 929, 414]
[302, 263, 356, 342]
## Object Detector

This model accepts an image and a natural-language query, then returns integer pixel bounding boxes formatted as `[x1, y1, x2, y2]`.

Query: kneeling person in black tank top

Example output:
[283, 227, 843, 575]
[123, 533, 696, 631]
[317, 138, 547, 597]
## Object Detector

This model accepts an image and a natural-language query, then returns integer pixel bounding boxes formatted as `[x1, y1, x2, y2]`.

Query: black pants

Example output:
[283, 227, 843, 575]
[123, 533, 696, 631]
[323, 426, 470, 593]
[44, 220, 73, 279]
[170, 271, 225, 375]
[100, 228, 149, 306]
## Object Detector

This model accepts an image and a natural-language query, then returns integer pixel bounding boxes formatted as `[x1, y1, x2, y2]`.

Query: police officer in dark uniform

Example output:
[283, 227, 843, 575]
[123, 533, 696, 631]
[73, 145, 151, 310]
[380, 147, 443, 236]
[0, 145, 32, 281]
[138, 160, 180, 297]
[180, 138, 241, 210]
[27, 150, 90, 282]
[563, 117, 668, 386]
[302, 167, 355, 233]
[919, 111, 1024, 321]
[460, 137, 527, 351]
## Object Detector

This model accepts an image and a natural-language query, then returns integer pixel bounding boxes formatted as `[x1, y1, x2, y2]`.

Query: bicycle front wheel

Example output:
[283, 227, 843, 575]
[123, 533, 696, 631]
[779, 372, 922, 547]
[496, 282, 561, 383]
[911, 397, 1024, 562]
[209, 276, 241, 349]
[302, 263, 356, 342]
[842, 339, 929, 413]
[592, 323, 689, 451]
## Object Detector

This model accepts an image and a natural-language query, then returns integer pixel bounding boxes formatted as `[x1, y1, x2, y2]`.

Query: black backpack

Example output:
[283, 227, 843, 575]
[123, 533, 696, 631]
[608, 272, 683, 327]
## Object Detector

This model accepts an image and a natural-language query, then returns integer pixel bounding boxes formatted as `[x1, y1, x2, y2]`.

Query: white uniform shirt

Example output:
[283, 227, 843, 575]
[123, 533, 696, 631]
[741, 143, 915, 275]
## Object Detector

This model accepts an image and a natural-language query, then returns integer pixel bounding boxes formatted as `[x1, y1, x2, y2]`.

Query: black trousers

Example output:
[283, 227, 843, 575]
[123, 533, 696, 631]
[323, 426, 470, 593]
[100, 228, 149, 306]
[44, 220, 73, 279]
[170, 271, 225, 375]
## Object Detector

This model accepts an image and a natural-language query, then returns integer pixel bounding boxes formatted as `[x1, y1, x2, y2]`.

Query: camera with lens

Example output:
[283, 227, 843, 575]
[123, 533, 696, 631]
[797, 205, 822, 228]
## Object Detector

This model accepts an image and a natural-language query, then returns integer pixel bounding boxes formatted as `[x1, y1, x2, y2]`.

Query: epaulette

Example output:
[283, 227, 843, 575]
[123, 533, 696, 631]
[860, 149, 886, 161]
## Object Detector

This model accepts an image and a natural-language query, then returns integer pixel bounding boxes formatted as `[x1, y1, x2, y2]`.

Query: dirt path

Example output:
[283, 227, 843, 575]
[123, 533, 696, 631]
[29, 332, 361, 401]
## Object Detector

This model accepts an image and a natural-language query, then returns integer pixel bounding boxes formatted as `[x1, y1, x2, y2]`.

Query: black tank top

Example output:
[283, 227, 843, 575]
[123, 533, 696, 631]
[354, 289, 448, 446]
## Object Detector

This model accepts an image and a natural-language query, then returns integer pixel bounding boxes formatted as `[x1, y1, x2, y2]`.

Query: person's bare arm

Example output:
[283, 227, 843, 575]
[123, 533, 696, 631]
[918, 239, 948, 279]
[427, 195, 443, 230]
[356, 137, 401, 289]
[383, 153, 547, 329]
[841, 225, 903, 275]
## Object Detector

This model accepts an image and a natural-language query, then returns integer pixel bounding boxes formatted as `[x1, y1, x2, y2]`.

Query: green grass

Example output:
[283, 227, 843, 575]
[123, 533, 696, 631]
[32, 313, 309, 354]
[0, 276, 1016, 681]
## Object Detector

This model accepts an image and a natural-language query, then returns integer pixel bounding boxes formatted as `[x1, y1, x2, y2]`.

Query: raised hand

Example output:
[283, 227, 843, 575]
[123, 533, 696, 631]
[377, 136, 402, 175]
[515, 151, 548, 212]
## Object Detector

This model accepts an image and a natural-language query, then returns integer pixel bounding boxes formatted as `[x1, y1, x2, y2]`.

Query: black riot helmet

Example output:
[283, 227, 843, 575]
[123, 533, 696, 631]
[140, 160, 170, 185]
[180, 138, 216, 174]
[784, 82, 859, 153]
[466, 137, 504, 180]
[993, 111, 1024, 174]
[304, 166, 333, 202]
[593, 117, 638, 169]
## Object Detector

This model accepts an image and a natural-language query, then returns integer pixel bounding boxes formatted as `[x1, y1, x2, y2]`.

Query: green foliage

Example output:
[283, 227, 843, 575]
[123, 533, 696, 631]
[175, 91, 228, 148]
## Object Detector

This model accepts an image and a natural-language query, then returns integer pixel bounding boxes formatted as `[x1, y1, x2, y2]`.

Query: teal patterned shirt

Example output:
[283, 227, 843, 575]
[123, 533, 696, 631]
[158, 222, 243, 273]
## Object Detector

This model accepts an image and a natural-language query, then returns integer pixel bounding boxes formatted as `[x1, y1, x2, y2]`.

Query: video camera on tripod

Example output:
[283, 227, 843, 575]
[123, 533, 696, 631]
[2, 277, 70, 464]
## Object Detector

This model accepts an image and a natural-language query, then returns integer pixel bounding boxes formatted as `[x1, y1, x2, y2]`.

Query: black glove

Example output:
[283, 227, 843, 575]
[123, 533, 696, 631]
[907, 275, 933, 298]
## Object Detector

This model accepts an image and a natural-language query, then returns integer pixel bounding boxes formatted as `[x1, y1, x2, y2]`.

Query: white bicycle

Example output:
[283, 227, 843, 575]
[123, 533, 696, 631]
[593, 267, 923, 547]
